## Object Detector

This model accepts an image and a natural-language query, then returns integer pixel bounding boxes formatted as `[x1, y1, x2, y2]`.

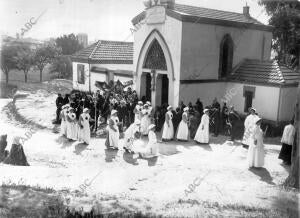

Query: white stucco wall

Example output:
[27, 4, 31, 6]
[180, 81, 280, 121]
[278, 86, 298, 122]
[72, 62, 90, 91]
[91, 63, 133, 71]
[180, 22, 272, 80]
[73, 62, 134, 92]
[133, 7, 182, 107]
[179, 82, 227, 107]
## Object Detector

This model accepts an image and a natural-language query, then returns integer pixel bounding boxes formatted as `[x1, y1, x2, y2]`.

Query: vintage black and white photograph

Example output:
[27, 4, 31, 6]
[0, 0, 299, 217]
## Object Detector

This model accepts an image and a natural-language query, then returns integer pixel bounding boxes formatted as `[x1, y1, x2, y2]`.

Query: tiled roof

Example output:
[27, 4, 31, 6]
[173, 4, 263, 25]
[72, 40, 133, 64]
[132, 4, 272, 31]
[228, 59, 300, 86]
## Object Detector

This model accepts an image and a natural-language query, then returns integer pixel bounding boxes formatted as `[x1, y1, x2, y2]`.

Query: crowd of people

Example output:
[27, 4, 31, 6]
[55, 87, 296, 166]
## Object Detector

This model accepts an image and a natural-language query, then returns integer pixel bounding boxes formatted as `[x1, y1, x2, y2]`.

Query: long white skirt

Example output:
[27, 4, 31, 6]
[242, 127, 255, 146]
[141, 116, 151, 135]
[194, 126, 209, 143]
[108, 128, 119, 148]
[176, 121, 189, 140]
[247, 144, 264, 167]
[66, 122, 77, 140]
[60, 120, 67, 136]
[162, 121, 174, 140]
[78, 124, 91, 144]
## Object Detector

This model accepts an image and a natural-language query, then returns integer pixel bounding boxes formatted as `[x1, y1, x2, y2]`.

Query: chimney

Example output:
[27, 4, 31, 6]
[160, 0, 175, 9]
[243, 4, 250, 17]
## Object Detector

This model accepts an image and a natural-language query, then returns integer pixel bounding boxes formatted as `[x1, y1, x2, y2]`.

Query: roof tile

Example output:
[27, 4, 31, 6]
[72, 40, 133, 64]
[229, 59, 300, 85]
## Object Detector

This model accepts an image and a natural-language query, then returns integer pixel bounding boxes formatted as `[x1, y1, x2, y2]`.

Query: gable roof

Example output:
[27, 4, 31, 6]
[71, 40, 133, 64]
[132, 4, 272, 31]
[228, 59, 300, 86]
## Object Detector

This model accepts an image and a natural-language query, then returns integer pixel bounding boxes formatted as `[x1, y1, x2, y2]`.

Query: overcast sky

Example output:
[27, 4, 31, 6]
[0, 0, 269, 42]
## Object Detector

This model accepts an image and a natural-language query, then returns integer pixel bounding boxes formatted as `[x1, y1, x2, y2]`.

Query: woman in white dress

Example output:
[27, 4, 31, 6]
[60, 104, 69, 136]
[134, 101, 143, 122]
[194, 109, 210, 144]
[78, 108, 91, 144]
[176, 107, 189, 141]
[140, 124, 159, 158]
[66, 108, 77, 140]
[107, 110, 120, 150]
[141, 103, 152, 136]
[247, 118, 265, 168]
[162, 106, 174, 141]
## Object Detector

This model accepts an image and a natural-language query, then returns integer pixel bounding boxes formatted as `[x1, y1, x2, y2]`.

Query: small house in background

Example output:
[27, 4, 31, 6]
[71, 40, 134, 92]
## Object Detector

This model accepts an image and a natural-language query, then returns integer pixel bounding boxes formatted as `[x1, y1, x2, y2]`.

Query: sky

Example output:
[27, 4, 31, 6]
[0, 0, 270, 43]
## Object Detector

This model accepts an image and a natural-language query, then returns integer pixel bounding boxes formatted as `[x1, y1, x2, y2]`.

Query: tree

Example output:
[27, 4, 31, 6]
[49, 55, 72, 79]
[14, 45, 34, 83]
[55, 34, 83, 55]
[259, 1, 300, 69]
[285, 83, 300, 189]
[0, 46, 17, 84]
[34, 44, 61, 82]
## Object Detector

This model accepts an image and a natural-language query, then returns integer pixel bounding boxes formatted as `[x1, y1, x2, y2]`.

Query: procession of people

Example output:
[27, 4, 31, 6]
[55, 82, 296, 167]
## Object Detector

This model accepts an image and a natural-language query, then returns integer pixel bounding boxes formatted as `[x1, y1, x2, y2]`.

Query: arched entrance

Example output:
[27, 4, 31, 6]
[136, 30, 174, 107]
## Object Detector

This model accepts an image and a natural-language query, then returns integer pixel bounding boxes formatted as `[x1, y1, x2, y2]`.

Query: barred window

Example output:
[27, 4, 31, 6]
[77, 64, 85, 84]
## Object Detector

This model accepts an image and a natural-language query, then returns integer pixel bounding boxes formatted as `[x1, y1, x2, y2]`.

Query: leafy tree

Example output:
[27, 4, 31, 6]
[14, 45, 34, 83]
[259, 1, 300, 69]
[1, 46, 17, 84]
[49, 55, 72, 79]
[34, 44, 61, 82]
[55, 34, 83, 55]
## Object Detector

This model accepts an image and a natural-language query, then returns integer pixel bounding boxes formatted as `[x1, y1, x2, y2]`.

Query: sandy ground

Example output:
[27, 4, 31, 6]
[0, 85, 299, 217]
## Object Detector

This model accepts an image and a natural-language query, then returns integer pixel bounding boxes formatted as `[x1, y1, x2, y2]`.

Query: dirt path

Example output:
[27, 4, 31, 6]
[0, 92, 299, 217]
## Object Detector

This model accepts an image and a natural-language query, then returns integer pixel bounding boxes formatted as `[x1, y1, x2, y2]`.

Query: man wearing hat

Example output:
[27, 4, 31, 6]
[228, 106, 240, 141]
[242, 107, 258, 147]
[55, 93, 64, 124]
[118, 99, 128, 130]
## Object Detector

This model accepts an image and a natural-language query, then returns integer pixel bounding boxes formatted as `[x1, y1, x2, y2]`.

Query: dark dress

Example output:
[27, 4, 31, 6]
[278, 143, 292, 165]
[189, 111, 201, 139]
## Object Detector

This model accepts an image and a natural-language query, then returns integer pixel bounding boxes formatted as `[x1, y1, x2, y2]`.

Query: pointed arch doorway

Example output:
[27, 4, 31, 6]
[136, 30, 174, 107]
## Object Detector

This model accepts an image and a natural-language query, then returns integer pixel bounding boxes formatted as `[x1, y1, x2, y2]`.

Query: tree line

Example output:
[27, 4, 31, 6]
[1, 33, 83, 84]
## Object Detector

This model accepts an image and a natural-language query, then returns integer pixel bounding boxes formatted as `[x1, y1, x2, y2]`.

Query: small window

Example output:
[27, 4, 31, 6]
[77, 64, 85, 84]
[219, 34, 234, 79]
[244, 91, 253, 112]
